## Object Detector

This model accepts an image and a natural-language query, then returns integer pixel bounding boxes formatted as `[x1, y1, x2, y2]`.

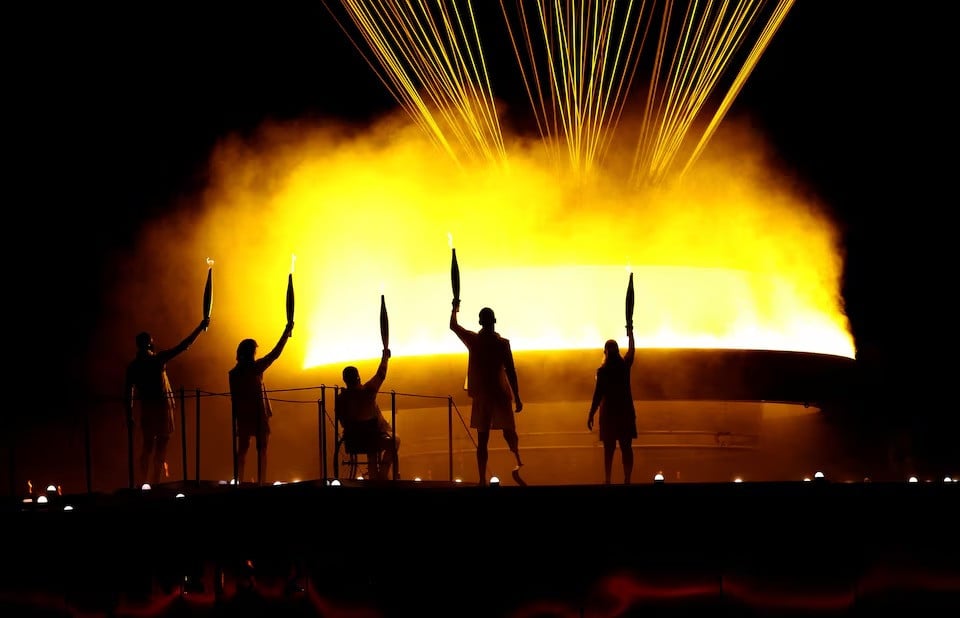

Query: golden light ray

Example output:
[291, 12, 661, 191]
[329, 1, 795, 182]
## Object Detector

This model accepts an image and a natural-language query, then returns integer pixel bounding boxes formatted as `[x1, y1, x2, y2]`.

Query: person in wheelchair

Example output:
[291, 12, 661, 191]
[337, 347, 399, 480]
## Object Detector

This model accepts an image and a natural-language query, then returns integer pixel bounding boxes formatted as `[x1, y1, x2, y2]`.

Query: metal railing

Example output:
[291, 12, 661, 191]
[3, 385, 463, 496]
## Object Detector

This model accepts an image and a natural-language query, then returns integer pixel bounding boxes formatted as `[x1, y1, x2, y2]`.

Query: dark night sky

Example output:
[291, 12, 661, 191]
[9, 2, 955, 437]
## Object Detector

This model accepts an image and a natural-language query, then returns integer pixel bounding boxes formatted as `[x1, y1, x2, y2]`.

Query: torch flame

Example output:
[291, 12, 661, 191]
[290, 254, 297, 274]
[206, 257, 214, 267]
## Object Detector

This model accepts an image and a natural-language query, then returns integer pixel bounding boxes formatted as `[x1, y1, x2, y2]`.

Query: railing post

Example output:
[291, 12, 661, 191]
[231, 396, 239, 485]
[448, 396, 454, 481]
[84, 406, 92, 494]
[332, 386, 340, 480]
[319, 386, 327, 481]
[180, 386, 188, 483]
[195, 389, 201, 483]
[7, 419, 14, 499]
[127, 404, 135, 489]
[391, 390, 398, 480]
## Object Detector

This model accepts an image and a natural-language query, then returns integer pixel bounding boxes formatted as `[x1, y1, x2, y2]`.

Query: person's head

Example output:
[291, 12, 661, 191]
[342, 365, 361, 387]
[603, 339, 621, 362]
[236, 338, 258, 362]
[135, 332, 154, 352]
[478, 307, 496, 328]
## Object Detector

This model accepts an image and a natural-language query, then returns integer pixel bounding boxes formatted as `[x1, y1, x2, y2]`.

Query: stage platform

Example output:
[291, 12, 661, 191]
[3, 479, 959, 617]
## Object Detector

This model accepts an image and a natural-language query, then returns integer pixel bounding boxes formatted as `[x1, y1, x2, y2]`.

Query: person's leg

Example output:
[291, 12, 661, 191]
[619, 438, 634, 484]
[153, 434, 171, 484]
[237, 435, 250, 483]
[476, 430, 490, 485]
[140, 431, 154, 485]
[602, 439, 615, 485]
[379, 435, 399, 480]
[256, 432, 269, 486]
[503, 429, 523, 468]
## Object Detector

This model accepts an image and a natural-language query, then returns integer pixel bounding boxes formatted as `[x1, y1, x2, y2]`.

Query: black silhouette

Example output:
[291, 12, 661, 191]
[228, 321, 293, 485]
[450, 304, 524, 485]
[337, 348, 399, 480]
[124, 318, 209, 485]
[587, 326, 637, 484]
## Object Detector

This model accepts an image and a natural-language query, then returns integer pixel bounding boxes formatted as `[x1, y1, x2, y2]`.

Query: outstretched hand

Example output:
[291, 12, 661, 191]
[515, 399, 523, 413]
[285, 321, 294, 335]
[200, 317, 211, 331]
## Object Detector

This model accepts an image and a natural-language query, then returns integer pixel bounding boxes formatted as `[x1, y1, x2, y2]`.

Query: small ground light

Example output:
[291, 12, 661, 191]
[908, 476, 919, 483]
[46, 484, 57, 493]
[733, 477, 743, 483]
[141, 483, 152, 491]
[490, 476, 500, 485]
[330, 479, 341, 486]
[454, 478, 462, 483]
[803, 477, 811, 482]
[945, 476, 954, 483]
[814, 471, 825, 479]
[37, 495, 49, 504]
[653, 473, 664, 483]
[414, 477, 422, 482]
[63, 505, 73, 511]
[175, 493, 186, 499]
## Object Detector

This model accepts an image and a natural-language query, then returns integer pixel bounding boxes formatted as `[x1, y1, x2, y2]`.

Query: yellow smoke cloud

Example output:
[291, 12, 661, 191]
[121, 109, 854, 378]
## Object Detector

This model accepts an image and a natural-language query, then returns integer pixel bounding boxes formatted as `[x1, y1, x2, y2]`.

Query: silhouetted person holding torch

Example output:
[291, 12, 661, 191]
[337, 348, 399, 480]
[450, 304, 524, 485]
[587, 326, 637, 484]
[125, 317, 210, 486]
[229, 321, 293, 485]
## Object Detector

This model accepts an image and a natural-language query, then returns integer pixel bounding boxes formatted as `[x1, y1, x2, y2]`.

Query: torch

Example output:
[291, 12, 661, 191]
[380, 293, 389, 349]
[625, 270, 635, 330]
[202, 258, 213, 330]
[449, 233, 460, 309]
[286, 254, 296, 335]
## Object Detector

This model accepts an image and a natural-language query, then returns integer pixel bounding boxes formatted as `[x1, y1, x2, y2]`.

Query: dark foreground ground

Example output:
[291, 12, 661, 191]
[3, 479, 959, 617]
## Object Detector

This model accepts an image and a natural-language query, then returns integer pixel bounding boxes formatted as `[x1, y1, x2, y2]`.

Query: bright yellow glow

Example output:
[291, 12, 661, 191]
[130, 113, 854, 371]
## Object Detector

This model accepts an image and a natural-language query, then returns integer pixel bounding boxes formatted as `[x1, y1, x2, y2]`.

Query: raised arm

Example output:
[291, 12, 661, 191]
[259, 322, 294, 368]
[449, 305, 470, 344]
[156, 318, 210, 363]
[366, 348, 391, 391]
[624, 326, 636, 367]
